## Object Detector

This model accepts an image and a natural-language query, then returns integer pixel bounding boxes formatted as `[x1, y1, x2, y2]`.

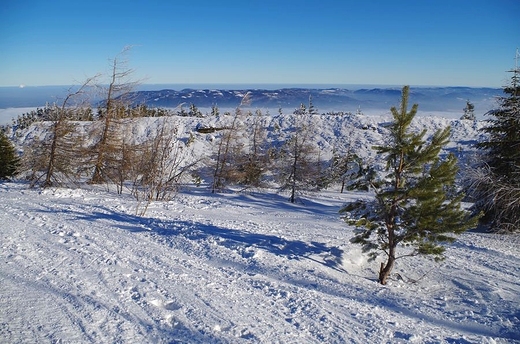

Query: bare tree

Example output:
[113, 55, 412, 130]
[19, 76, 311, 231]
[131, 118, 197, 215]
[239, 109, 270, 187]
[277, 104, 320, 203]
[22, 77, 97, 187]
[90, 47, 140, 184]
[42, 77, 97, 187]
[211, 92, 251, 193]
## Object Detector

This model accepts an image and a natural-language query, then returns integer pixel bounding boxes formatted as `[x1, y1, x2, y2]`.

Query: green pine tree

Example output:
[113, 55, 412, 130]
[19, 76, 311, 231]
[341, 86, 479, 285]
[474, 57, 520, 232]
[0, 131, 20, 180]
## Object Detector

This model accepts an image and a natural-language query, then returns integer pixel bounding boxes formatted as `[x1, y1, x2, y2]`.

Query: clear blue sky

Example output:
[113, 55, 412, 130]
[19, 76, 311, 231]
[1, 0, 518, 87]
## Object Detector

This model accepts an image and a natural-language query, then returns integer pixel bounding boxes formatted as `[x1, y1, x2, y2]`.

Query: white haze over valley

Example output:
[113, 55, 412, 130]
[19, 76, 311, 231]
[0, 84, 502, 125]
[0, 88, 519, 343]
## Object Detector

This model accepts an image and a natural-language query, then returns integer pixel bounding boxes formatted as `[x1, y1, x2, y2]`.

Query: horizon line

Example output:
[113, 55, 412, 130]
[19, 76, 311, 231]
[0, 83, 502, 90]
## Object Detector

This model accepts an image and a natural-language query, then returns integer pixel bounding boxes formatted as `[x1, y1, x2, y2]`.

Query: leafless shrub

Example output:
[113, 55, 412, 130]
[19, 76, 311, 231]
[131, 118, 196, 216]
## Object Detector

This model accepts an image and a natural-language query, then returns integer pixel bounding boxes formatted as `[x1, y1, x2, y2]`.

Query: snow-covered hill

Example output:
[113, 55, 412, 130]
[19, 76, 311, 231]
[1, 112, 519, 343]
[10, 111, 487, 179]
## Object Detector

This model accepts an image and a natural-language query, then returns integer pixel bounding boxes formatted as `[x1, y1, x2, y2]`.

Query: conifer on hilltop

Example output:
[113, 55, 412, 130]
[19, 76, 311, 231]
[461, 100, 476, 120]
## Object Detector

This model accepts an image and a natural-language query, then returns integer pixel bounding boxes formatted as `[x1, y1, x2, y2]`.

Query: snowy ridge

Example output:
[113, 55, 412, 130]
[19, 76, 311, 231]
[121, 87, 501, 114]
[1, 113, 519, 343]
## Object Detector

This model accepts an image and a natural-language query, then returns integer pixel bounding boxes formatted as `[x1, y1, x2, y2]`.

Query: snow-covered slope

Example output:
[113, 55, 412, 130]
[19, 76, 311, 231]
[1, 113, 519, 343]
[10, 111, 488, 180]
[1, 182, 519, 343]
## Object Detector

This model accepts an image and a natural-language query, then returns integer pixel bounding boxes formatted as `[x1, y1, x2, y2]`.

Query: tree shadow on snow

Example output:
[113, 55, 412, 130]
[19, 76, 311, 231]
[31, 203, 518, 341]
[150, 217, 346, 272]
[180, 187, 347, 217]
[34, 202, 345, 272]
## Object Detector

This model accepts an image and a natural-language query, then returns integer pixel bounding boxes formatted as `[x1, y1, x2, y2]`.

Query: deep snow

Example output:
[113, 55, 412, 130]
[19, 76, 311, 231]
[1, 110, 519, 343]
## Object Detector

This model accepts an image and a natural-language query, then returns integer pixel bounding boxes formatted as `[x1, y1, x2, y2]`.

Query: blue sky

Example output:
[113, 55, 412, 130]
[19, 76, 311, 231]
[1, 0, 518, 87]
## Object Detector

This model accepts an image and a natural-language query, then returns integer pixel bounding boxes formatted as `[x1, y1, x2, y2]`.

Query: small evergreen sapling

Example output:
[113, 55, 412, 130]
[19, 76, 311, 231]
[341, 86, 479, 285]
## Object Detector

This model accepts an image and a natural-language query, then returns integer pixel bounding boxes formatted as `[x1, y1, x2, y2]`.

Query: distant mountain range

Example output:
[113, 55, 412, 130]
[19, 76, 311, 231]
[0, 85, 502, 115]
[123, 87, 502, 113]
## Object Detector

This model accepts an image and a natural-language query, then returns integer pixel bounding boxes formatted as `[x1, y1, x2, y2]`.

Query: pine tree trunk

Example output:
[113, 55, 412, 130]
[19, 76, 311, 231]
[379, 244, 396, 285]
[378, 151, 401, 284]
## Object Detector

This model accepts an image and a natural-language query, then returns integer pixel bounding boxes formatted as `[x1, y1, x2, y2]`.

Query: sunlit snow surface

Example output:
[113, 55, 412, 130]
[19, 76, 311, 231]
[1, 112, 519, 343]
[1, 183, 519, 343]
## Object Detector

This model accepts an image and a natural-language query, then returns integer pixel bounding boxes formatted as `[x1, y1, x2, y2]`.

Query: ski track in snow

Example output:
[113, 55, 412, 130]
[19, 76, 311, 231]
[0, 182, 519, 343]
